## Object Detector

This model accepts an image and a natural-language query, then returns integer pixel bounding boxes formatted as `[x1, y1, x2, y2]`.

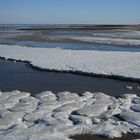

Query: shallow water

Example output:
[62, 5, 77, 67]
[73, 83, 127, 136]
[0, 59, 140, 97]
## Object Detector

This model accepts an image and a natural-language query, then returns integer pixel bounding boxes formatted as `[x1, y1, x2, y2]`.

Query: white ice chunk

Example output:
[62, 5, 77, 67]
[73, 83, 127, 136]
[0, 90, 140, 139]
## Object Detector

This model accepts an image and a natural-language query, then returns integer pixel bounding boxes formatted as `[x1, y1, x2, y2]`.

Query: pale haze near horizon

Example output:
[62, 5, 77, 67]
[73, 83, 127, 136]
[0, 0, 140, 24]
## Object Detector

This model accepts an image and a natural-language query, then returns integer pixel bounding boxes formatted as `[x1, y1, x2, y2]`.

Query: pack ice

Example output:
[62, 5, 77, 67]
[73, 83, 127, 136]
[0, 90, 140, 140]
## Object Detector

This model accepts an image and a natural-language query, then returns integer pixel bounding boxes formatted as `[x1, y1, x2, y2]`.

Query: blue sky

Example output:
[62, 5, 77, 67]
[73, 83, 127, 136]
[0, 0, 140, 24]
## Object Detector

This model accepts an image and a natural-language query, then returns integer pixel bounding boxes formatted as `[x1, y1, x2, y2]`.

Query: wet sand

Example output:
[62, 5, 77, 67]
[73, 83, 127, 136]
[71, 133, 140, 140]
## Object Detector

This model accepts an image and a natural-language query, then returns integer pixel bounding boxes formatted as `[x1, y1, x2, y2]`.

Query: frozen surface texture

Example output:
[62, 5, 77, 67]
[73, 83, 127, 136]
[0, 44, 140, 80]
[0, 90, 140, 139]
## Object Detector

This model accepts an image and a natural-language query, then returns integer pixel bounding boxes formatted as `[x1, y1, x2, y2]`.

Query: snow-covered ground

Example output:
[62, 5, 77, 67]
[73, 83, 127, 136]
[0, 90, 140, 140]
[0, 44, 140, 80]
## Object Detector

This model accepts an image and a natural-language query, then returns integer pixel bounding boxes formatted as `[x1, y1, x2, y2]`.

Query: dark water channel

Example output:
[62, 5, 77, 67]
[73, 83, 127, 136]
[0, 59, 139, 97]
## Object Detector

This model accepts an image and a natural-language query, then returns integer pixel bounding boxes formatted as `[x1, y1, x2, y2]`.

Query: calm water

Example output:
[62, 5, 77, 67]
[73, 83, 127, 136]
[0, 59, 140, 96]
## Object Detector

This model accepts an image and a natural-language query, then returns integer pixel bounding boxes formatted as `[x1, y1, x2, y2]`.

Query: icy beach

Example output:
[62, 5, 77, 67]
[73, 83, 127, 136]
[0, 90, 140, 140]
[0, 25, 140, 140]
[0, 44, 140, 80]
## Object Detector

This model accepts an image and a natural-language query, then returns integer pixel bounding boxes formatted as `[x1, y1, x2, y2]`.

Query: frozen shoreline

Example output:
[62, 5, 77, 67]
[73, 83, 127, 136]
[0, 90, 140, 140]
[0, 44, 140, 139]
[0, 44, 140, 81]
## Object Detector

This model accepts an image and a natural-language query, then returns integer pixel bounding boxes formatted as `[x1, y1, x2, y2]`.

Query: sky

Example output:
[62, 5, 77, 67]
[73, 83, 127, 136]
[0, 0, 140, 24]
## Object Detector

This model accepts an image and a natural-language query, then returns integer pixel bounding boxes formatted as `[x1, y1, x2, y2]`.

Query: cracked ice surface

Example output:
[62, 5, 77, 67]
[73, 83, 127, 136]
[0, 44, 140, 80]
[0, 90, 140, 140]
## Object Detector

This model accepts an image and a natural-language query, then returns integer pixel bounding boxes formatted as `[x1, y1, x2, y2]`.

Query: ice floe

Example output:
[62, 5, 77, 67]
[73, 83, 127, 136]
[0, 44, 140, 80]
[0, 90, 140, 139]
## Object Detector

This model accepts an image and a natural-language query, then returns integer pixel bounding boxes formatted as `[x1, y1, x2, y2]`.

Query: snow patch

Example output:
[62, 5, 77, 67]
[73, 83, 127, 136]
[0, 44, 140, 80]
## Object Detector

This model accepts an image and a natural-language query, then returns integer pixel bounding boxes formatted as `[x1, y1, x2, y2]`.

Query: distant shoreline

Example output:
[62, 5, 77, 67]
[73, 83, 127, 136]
[16, 24, 140, 31]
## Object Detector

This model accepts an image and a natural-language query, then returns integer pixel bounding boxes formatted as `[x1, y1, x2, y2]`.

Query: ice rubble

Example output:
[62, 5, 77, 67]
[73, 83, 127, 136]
[0, 90, 140, 140]
[0, 44, 140, 80]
